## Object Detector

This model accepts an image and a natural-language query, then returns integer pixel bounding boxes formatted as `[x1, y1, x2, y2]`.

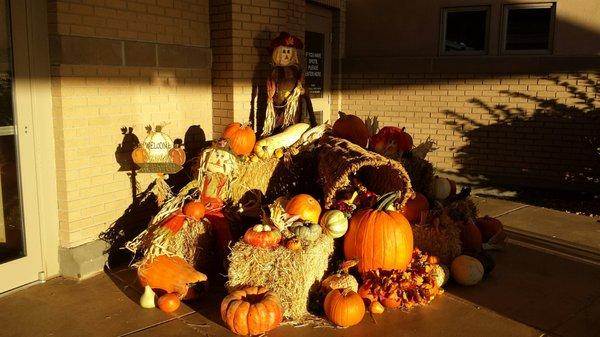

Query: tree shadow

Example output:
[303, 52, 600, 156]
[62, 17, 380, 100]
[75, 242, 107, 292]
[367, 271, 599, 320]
[250, 30, 272, 135]
[443, 73, 600, 195]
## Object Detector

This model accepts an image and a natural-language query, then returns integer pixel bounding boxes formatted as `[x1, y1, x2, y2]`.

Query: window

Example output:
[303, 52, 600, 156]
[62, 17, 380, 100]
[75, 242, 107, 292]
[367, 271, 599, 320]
[502, 3, 555, 54]
[441, 6, 490, 55]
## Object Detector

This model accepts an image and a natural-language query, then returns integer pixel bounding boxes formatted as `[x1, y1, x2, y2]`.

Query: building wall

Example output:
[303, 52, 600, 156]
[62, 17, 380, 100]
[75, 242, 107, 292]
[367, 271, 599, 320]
[346, 0, 600, 57]
[340, 0, 600, 190]
[48, 0, 213, 248]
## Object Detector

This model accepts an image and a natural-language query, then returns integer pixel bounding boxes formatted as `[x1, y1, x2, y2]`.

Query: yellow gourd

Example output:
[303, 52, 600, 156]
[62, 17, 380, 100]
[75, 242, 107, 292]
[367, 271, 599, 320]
[254, 123, 310, 159]
[140, 285, 156, 308]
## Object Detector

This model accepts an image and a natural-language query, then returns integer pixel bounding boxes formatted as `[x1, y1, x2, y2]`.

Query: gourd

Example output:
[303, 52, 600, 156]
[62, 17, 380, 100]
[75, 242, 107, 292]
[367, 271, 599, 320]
[344, 192, 414, 273]
[432, 176, 457, 200]
[223, 122, 256, 156]
[220, 286, 283, 336]
[137, 255, 207, 296]
[323, 289, 365, 327]
[285, 194, 321, 224]
[321, 259, 359, 293]
[139, 285, 156, 308]
[319, 210, 348, 238]
[253, 123, 310, 159]
[332, 111, 370, 148]
[289, 221, 322, 242]
[169, 139, 186, 165]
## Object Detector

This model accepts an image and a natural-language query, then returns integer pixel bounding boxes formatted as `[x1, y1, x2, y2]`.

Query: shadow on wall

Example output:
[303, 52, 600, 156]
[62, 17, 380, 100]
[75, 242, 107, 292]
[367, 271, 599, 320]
[442, 73, 600, 192]
[250, 30, 273, 135]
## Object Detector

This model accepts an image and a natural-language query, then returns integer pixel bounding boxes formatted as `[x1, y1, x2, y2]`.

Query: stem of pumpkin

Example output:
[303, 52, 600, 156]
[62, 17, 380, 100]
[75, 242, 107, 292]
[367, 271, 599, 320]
[373, 191, 400, 211]
[338, 111, 347, 119]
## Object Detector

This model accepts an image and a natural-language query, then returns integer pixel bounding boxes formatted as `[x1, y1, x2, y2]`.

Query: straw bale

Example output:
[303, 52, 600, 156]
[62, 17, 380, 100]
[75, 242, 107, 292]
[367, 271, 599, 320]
[226, 235, 334, 321]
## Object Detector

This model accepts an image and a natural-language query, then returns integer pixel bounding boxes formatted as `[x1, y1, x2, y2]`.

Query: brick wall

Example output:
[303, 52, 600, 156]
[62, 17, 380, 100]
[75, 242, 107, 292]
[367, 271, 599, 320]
[48, 0, 213, 247]
[339, 71, 600, 190]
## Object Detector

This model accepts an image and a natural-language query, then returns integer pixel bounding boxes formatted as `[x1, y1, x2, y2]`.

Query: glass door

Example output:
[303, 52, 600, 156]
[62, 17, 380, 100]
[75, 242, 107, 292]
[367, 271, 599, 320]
[0, 0, 44, 293]
[305, 4, 332, 124]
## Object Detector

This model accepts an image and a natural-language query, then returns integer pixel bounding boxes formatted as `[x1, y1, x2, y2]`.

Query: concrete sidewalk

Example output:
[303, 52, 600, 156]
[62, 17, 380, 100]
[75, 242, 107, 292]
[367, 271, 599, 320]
[1, 196, 599, 337]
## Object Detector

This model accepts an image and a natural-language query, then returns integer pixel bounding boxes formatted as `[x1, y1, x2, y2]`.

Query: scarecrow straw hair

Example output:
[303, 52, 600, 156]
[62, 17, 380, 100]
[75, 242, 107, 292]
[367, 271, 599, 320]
[227, 234, 335, 321]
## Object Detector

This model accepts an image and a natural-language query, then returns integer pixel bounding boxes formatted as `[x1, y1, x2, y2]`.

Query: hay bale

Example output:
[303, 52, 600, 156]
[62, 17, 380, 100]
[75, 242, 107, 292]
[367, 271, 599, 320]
[226, 235, 335, 321]
[230, 157, 280, 203]
[318, 135, 413, 208]
[412, 222, 461, 265]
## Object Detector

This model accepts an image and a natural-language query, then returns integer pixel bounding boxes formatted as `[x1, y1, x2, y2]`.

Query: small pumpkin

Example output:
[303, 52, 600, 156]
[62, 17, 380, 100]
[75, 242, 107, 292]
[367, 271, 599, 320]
[183, 200, 205, 221]
[400, 192, 429, 223]
[220, 286, 283, 336]
[451, 255, 484, 286]
[475, 216, 506, 244]
[223, 122, 256, 156]
[344, 192, 414, 273]
[243, 224, 281, 248]
[289, 221, 322, 242]
[460, 219, 483, 252]
[332, 111, 370, 148]
[137, 255, 207, 296]
[157, 293, 181, 313]
[131, 145, 149, 164]
[169, 139, 186, 165]
[319, 210, 348, 238]
[324, 288, 365, 327]
[285, 194, 321, 224]
[285, 238, 302, 251]
[380, 294, 402, 309]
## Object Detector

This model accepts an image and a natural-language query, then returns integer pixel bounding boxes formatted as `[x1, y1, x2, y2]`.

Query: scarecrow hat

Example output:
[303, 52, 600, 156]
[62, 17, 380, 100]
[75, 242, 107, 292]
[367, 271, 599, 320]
[269, 32, 303, 53]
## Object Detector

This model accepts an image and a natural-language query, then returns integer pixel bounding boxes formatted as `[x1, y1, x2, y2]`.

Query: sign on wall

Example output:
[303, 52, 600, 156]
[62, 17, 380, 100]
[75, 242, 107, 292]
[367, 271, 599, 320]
[305, 31, 324, 98]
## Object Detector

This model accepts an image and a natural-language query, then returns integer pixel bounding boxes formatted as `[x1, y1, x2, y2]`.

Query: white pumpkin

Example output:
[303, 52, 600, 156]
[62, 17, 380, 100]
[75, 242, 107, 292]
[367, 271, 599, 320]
[142, 125, 174, 163]
[432, 176, 457, 200]
[451, 255, 484, 286]
[319, 210, 349, 238]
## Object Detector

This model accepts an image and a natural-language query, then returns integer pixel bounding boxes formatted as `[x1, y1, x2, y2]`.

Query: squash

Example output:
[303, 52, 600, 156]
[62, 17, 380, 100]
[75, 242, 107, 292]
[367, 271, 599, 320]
[319, 210, 348, 238]
[289, 221, 322, 242]
[254, 123, 310, 159]
[451, 255, 484, 286]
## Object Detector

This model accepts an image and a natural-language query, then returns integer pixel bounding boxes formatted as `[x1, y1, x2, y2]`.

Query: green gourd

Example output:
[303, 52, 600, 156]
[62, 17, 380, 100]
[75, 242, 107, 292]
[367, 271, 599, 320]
[290, 221, 322, 242]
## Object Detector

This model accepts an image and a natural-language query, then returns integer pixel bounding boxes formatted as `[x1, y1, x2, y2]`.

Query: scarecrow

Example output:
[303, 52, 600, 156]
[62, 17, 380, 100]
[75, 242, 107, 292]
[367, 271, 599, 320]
[262, 32, 317, 136]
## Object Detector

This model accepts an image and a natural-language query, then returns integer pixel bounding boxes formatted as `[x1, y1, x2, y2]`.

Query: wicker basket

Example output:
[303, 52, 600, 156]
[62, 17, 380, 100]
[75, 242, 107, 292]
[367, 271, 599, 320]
[317, 135, 413, 208]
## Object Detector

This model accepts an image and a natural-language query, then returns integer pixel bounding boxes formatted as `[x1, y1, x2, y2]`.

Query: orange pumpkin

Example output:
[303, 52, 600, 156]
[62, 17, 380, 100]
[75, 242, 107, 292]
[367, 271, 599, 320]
[158, 293, 181, 313]
[285, 238, 302, 250]
[243, 225, 282, 248]
[220, 286, 283, 336]
[183, 200, 205, 221]
[223, 122, 256, 156]
[285, 194, 321, 223]
[324, 289, 365, 327]
[131, 145, 149, 164]
[332, 111, 370, 148]
[137, 255, 207, 296]
[400, 192, 429, 223]
[461, 219, 483, 252]
[344, 192, 414, 273]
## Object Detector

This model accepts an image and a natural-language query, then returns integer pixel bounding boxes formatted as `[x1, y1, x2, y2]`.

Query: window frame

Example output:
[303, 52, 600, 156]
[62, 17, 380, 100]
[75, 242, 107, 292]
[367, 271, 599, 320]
[500, 2, 556, 55]
[439, 5, 491, 56]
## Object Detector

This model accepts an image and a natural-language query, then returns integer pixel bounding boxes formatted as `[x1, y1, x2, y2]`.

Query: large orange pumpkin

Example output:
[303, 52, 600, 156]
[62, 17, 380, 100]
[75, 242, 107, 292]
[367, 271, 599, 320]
[137, 255, 207, 296]
[344, 192, 414, 273]
[285, 194, 321, 223]
[220, 286, 283, 336]
[223, 122, 256, 156]
[324, 289, 365, 327]
[332, 111, 370, 148]
[400, 192, 429, 223]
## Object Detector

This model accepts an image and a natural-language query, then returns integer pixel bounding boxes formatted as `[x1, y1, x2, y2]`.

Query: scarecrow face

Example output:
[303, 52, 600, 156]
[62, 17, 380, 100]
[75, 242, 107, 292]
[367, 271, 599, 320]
[203, 147, 235, 175]
[273, 46, 296, 66]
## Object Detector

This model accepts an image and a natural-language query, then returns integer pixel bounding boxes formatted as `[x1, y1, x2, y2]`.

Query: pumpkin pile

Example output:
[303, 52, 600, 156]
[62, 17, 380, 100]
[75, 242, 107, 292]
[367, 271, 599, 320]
[121, 112, 507, 333]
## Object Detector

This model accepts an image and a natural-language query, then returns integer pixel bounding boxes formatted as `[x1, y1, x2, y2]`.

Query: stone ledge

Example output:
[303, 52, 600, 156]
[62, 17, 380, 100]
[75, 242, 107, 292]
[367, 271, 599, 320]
[58, 239, 109, 280]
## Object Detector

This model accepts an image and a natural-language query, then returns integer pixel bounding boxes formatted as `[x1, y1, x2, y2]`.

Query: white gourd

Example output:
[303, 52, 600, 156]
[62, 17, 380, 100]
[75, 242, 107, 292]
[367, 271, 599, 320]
[140, 285, 156, 308]
[254, 123, 310, 158]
